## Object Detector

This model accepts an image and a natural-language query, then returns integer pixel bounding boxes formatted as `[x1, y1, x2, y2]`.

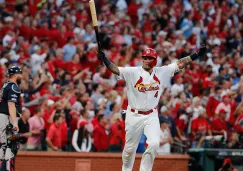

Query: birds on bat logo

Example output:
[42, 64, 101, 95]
[134, 75, 160, 93]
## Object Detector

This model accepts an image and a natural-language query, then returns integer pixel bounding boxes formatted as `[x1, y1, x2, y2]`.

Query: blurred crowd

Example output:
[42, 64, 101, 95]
[0, 0, 243, 154]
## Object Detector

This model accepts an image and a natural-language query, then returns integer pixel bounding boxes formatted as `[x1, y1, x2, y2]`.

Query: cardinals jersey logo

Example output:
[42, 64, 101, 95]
[134, 75, 160, 93]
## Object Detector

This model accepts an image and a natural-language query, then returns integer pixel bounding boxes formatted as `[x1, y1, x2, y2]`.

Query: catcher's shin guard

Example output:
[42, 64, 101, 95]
[0, 143, 7, 160]
[2, 124, 20, 171]
[5, 148, 15, 171]
[0, 159, 15, 171]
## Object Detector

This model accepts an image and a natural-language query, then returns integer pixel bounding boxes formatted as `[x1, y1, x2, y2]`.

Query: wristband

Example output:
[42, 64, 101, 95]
[190, 52, 199, 61]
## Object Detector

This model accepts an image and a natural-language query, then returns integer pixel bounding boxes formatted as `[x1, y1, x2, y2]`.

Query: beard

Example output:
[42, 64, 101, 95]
[143, 64, 152, 71]
[16, 78, 21, 85]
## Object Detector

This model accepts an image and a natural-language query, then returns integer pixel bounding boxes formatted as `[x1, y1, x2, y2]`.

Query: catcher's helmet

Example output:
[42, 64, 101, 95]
[142, 48, 158, 67]
[7, 66, 22, 77]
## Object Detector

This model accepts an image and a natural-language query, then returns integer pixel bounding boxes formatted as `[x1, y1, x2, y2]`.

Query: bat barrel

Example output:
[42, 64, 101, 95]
[89, 0, 98, 27]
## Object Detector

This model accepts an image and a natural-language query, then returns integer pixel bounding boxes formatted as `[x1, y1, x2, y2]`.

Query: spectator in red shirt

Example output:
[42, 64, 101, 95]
[46, 114, 64, 151]
[69, 110, 79, 136]
[43, 103, 56, 131]
[235, 113, 243, 133]
[93, 114, 109, 152]
[109, 114, 123, 152]
[191, 107, 212, 148]
[52, 48, 65, 69]
[66, 53, 83, 75]
[218, 157, 239, 171]
[189, 62, 201, 96]
[175, 109, 188, 141]
[127, 0, 139, 23]
[206, 86, 221, 119]
[85, 43, 100, 73]
[228, 91, 238, 125]
[211, 109, 228, 138]
[215, 94, 231, 122]
[202, 71, 216, 89]
[91, 110, 106, 128]
[60, 116, 68, 151]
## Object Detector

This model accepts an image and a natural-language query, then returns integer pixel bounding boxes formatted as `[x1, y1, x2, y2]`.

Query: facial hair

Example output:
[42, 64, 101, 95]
[142, 64, 152, 71]
[16, 77, 21, 85]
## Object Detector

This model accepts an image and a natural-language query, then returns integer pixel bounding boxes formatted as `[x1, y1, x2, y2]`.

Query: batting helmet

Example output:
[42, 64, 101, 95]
[142, 48, 158, 67]
[7, 66, 22, 77]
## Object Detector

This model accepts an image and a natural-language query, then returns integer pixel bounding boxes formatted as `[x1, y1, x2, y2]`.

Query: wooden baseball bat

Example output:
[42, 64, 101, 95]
[89, 0, 103, 65]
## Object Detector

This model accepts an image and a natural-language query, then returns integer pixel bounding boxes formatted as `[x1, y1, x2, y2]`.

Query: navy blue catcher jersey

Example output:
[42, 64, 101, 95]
[0, 81, 22, 117]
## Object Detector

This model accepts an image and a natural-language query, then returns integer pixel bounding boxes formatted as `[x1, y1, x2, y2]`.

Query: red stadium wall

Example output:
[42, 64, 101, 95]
[16, 152, 189, 171]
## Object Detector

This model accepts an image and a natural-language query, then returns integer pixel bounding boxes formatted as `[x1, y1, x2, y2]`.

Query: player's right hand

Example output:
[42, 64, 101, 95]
[13, 122, 19, 132]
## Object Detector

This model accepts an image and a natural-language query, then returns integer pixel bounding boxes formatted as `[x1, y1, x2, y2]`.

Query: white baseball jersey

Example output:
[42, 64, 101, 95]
[117, 63, 179, 110]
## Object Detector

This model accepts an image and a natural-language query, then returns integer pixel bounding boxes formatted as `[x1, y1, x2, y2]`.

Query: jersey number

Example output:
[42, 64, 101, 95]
[154, 91, 158, 98]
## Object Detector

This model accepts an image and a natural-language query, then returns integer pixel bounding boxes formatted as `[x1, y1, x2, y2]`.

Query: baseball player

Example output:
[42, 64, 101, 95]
[0, 66, 22, 171]
[98, 44, 206, 171]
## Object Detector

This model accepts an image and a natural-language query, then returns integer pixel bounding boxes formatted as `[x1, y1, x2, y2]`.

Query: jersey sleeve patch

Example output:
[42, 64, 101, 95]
[8, 84, 20, 103]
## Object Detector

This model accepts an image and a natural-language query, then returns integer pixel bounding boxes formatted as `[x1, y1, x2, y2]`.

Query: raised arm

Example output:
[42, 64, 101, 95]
[177, 44, 207, 70]
[98, 51, 120, 75]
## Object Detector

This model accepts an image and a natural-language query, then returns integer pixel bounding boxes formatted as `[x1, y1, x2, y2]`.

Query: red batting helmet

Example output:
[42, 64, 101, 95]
[142, 48, 158, 67]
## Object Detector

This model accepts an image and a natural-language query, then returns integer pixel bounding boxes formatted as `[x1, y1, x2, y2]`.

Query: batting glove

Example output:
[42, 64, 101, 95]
[190, 44, 207, 60]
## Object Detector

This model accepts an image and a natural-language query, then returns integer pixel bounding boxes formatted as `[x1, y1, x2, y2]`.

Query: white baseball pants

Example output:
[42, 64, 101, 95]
[0, 114, 9, 160]
[122, 107, 160, 171]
